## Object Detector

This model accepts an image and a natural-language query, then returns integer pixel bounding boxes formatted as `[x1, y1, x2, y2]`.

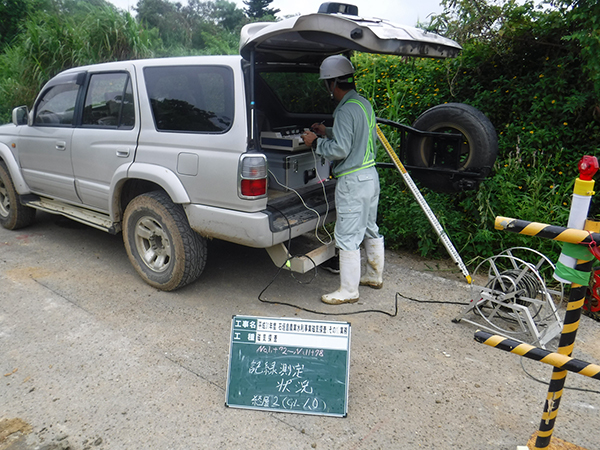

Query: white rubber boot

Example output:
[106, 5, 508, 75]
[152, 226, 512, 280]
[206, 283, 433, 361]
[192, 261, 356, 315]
[360, 237, 384, 289]
[321, 249, 360, 305]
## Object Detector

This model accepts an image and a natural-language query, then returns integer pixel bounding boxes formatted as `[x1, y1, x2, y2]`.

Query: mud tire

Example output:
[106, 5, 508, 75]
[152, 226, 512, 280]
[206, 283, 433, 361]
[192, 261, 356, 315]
[123, 190, 207, 291]
[0, 160, 36, 230]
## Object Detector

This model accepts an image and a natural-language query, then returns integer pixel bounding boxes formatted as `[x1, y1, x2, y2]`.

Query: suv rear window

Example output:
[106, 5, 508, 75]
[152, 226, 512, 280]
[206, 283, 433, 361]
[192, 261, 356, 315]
[144, 65, 234, 133]
[82, 72, 134, 129]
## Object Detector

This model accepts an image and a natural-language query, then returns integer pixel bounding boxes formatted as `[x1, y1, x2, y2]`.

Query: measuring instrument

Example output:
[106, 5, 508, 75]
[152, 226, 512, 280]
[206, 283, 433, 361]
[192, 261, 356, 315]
[376, 125, 472, 284]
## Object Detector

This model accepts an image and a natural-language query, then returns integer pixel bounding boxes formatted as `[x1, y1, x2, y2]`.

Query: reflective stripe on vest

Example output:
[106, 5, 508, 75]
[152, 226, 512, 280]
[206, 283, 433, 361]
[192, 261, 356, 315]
[336, 99, 376, 177]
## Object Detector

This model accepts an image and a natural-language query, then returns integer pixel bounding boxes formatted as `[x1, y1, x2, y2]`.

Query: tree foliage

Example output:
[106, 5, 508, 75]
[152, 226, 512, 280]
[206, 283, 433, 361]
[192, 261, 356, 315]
[550, 0, 600, 100]
[243, 0, 279, 19]
[0, 0, 159, 120]
[135, 0, 247, 51]
[0, 0, 38, 50]
[0, 0, 250, 121]
[356, 0, 600, 265]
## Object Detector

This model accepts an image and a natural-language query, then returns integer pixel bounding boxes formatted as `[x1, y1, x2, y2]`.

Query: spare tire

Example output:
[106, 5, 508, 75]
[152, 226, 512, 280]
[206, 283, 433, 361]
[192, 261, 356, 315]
[405, 103, 498, 193]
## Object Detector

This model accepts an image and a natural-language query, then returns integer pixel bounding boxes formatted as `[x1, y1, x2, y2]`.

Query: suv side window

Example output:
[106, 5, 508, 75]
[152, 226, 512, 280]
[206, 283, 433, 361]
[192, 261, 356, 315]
[34, 82, 80, 126]
[82, 72, 135, 128]
[144, 65, 233, 133]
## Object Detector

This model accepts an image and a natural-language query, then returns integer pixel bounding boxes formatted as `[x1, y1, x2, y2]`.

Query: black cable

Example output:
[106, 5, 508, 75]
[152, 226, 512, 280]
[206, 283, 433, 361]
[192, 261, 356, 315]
[258, 205, 398, 317]
[519, 355, 600, 395]
[395, 291, 469, 306]
[259, 280, 399, 317]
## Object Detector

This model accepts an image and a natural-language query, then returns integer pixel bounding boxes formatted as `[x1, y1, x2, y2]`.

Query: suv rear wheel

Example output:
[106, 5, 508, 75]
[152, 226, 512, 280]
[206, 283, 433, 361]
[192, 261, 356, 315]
[0, 161, 36, 230]
[123, 190, 207, 291]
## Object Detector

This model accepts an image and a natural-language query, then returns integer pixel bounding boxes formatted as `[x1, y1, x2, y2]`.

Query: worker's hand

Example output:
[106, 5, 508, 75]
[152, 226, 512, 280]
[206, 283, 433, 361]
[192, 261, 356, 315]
[302, 130, 317, 148]
[310, 122, 326, 136]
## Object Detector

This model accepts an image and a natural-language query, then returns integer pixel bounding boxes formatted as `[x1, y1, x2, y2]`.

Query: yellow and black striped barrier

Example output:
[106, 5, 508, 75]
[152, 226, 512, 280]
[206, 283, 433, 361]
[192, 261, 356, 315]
[474, 331, 600, 380]
[494, 214, 597, 449]
[495, 216, 600, 245]
[492, 160, 599, 449]
[477, 252, 596, 449]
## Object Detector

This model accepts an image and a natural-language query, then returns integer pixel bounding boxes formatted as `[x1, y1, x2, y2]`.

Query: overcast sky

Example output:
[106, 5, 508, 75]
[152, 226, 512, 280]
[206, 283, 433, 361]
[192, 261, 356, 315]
[105, 0, 446, 27]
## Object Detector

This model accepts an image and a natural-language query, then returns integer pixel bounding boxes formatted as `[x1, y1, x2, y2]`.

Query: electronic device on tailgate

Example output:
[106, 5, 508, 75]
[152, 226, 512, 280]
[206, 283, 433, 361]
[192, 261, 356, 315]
[265, 150, 332, 192]
[260, 126, 309, 152]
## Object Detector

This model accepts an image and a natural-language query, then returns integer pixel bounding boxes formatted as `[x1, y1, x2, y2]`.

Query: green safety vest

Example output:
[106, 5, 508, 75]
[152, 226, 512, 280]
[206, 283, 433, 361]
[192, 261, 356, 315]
[336, 99, 376, 177]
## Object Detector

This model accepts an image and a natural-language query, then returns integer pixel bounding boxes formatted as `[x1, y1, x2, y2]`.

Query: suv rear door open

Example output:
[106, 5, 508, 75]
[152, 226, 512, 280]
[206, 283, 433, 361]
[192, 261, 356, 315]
[240, 11, 461, 62]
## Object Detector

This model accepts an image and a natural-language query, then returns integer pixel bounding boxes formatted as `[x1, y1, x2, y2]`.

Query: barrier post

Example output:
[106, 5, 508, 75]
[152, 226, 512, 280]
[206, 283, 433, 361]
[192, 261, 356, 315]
[534, 156, 597, 449]
[491, 157, 599, 449]
[533, 259, 592, 449]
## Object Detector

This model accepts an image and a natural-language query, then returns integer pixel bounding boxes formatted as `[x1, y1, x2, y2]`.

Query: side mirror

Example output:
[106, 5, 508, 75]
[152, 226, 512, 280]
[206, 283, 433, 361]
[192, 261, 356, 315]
[12, 106, 30, 126]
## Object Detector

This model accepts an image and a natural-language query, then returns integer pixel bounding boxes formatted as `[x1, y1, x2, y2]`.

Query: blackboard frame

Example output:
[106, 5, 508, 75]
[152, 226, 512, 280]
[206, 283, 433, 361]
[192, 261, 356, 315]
[225, 315, 351, 417]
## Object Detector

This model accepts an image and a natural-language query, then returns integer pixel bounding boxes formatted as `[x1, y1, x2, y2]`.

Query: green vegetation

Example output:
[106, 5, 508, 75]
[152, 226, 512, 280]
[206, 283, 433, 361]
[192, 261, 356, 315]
[1, 0, 599, 269]
[0, 0, 159, 121]
[355, 0, 600, 267]
[243, 0, 279, 19]
[0, 0, 269, 120]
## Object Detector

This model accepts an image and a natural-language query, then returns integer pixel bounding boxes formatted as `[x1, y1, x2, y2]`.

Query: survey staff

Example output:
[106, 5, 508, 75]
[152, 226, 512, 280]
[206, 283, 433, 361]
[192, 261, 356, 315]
[302, 55, 384, 305]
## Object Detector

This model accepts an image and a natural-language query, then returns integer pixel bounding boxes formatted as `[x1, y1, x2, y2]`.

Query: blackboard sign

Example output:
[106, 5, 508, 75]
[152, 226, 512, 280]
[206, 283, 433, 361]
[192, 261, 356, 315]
[225, 315, 351, 417]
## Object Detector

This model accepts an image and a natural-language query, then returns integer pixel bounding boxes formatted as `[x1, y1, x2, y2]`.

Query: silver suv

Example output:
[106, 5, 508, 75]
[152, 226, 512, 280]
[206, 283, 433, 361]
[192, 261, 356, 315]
[0, 3, 477, 291]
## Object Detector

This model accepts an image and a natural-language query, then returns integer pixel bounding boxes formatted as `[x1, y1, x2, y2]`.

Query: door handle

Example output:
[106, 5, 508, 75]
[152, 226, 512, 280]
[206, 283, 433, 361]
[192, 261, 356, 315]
[116, 148, 130, 158]
[55, 141, 66, 151]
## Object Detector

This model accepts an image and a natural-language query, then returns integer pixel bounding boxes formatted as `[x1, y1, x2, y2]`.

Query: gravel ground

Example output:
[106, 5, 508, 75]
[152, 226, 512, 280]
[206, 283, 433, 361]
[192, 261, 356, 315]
[1, 212, 599, 450]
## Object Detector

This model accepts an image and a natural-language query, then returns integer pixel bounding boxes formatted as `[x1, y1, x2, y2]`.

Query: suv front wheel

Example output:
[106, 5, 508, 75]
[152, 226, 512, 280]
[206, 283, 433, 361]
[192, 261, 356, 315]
[0, 161, 36, 230]
[123, 190, 207, 291]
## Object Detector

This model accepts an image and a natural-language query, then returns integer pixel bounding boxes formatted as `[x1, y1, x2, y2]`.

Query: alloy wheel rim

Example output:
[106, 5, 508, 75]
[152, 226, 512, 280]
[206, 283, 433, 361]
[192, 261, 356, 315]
[0, 181, 9, 218]
[134, 216, 172, 273]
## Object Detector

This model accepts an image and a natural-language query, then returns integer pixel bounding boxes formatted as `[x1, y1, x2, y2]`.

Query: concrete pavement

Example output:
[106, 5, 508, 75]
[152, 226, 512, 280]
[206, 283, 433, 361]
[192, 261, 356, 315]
[1, 212, 599, 449]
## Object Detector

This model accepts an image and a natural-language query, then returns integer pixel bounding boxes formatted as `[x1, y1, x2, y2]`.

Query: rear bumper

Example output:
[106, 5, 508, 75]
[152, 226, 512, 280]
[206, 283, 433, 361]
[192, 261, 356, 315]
[184, 203, 332, 248]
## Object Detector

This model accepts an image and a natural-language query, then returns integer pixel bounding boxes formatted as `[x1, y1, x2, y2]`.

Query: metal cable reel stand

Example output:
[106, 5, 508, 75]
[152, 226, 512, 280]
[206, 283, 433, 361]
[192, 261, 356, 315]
[454, 247, 564, 349]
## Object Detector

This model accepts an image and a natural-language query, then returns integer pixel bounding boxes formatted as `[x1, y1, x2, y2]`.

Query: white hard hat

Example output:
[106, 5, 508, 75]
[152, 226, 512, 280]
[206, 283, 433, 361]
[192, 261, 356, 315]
[319, 55, 355, 80]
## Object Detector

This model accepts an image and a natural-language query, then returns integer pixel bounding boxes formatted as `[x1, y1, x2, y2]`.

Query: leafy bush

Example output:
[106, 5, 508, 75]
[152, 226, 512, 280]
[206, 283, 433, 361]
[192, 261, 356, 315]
[353, 0, 600, 268]
[0, 3, 160, 122]
[0, 0, 250, 122]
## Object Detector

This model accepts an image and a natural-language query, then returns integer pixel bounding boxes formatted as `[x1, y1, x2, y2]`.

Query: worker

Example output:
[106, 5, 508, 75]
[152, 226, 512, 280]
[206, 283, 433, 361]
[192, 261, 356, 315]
[302, 55, 385, 305]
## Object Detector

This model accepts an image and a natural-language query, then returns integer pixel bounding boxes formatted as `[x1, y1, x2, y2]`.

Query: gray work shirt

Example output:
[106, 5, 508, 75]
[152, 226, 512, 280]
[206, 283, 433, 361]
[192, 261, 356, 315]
[315, 90, 377, 177]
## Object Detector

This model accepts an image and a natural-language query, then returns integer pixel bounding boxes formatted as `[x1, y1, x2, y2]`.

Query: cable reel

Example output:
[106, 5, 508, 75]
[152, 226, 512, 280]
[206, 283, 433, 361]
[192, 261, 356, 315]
[454, 247, 564, 349]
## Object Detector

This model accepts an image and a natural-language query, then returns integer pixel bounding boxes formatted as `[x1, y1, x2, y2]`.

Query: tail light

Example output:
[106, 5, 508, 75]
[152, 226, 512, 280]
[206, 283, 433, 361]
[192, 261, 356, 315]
[239, 154, 268, 199]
